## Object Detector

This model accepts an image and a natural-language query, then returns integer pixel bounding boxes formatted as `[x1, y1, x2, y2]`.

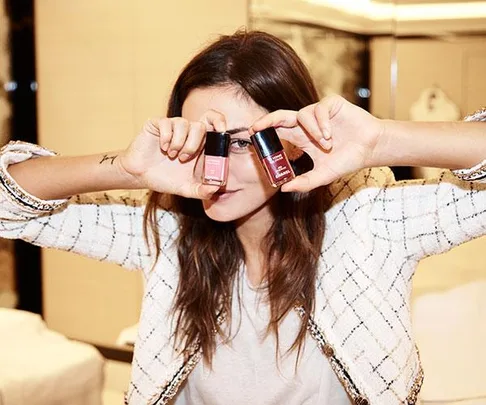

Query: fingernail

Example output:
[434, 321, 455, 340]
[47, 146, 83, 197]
[179, 153, 190, 161]
[162, 143, 169, 151]
[319, 138, 332, 150]
[282, 185, 296, 193]
[168, 150, 178, 158]
[323, 125, 332, 139]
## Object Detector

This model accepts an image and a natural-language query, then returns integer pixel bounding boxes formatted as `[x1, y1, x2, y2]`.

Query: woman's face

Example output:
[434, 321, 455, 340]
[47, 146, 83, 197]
[181, 85, 278, 223]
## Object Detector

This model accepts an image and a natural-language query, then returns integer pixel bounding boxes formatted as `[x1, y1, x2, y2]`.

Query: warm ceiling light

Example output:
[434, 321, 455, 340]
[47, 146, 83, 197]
[397, 3, 486, 20]
[306, 0, 486, 20]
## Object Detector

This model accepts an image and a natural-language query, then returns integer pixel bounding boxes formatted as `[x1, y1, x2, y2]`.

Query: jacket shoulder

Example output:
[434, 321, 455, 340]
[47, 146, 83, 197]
[326, 167, 395, 206]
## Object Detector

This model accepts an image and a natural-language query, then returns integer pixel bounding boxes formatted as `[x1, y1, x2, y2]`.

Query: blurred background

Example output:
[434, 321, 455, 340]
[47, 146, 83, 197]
[0, 1, 485, 404]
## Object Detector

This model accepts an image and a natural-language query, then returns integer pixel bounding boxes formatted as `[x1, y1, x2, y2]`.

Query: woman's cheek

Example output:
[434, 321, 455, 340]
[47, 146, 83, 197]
[229, 153, 267, 185]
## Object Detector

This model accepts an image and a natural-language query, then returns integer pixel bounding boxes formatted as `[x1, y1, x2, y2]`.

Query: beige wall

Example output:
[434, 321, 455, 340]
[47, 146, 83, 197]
[35, 0, 248, 346]
[369, 37, 394, 120]
[370, 36, 486, 300]
[371, 36, 486, 120]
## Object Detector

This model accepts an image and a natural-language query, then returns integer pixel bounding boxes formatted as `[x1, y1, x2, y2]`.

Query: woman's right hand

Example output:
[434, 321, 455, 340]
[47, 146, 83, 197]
[250, 95, 384, 192]
[118, 112, 226, 199]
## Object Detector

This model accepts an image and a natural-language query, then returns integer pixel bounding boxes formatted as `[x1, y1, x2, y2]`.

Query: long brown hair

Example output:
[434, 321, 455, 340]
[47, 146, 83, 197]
[144, 30, 329, 365]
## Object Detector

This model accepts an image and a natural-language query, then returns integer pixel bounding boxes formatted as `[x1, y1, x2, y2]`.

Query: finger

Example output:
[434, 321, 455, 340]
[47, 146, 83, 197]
[189, 183, 220, 200]
[318, 137, 333, 151]
[143, 119, 160, 137]
[179, 121, 206, 162]
[273, 126, 310, 150]
[201, 109, 227, 132]
[250, 110, 298, 134]
[158, 118, 173, 152]
[168, 118, 189, 158]
[314, 101, 332, 140]
[296, 104, 327, 147]
[280, 170, 335, 193]
[271, 126, 325, 164]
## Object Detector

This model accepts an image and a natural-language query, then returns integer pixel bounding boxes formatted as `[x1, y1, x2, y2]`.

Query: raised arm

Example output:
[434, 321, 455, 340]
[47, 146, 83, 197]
[250, 96, 486, 191]
[6, 144, 136, 201]
[6, 115, 225, 201]
[373, 108, 486, 178]
[0, 114, 226, 270]
[0, 142, 162, 271]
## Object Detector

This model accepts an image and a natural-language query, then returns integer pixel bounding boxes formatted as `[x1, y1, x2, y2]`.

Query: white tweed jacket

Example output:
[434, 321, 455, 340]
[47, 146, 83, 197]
[0, 117, 485, 404]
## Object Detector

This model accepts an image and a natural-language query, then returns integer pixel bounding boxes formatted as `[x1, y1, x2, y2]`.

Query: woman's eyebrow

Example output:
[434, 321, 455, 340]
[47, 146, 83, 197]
[225, 127, 248, 135]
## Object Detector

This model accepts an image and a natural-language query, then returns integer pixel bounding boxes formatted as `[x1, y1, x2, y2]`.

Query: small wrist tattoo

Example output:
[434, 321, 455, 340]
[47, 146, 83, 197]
[100, 154, 118, 165]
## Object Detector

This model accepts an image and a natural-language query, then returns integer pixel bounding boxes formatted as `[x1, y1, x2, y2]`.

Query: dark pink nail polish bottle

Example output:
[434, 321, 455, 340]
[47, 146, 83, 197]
[250, 128, 295, 187]
[203, 131, 230, 186]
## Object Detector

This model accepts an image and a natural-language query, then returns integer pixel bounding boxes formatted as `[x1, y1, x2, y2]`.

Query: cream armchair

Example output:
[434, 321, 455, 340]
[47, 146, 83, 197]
[0, 308, 104, 405]
[412, 281, 486, 405]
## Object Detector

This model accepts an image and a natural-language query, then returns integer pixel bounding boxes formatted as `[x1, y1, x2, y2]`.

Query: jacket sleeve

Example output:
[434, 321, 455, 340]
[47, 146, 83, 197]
[368, 108, 486, 269]
[369, 168, 486, 263]
[0, 141, 178, 271]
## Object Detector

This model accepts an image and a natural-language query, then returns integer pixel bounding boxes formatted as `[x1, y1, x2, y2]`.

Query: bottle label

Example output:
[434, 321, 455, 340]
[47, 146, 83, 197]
[204, 155, 228, 183]
[262, 151, 294, 186]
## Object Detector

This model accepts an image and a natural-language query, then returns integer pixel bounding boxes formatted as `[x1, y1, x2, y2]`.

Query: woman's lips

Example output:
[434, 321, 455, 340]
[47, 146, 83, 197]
[211, 189, 239, 201]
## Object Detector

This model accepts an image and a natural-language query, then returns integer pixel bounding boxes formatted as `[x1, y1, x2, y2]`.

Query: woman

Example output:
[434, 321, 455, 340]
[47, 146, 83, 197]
[1, 31, 485, 405]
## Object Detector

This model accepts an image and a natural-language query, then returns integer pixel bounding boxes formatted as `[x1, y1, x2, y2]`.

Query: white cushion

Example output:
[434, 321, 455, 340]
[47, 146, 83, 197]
[0, 307, 45, 335]
[412, 281, 486, 402]
[0, 308, 104, 405]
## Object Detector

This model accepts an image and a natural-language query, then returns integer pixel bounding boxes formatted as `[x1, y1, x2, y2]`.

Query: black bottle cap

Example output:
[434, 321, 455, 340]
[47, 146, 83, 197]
[205, 131, 230, 157]
[250, 127, 283, 160]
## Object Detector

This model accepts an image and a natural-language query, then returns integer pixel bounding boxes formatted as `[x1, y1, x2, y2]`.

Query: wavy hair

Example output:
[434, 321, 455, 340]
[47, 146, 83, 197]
[144, 30, 329, 365]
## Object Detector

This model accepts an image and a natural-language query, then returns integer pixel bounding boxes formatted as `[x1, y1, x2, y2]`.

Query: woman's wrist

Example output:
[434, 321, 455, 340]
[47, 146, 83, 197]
[113, 153, 146, 190]
[364, 118, 391, 169]
[6, 151, 146, 201]
[83, 151, 148, 192]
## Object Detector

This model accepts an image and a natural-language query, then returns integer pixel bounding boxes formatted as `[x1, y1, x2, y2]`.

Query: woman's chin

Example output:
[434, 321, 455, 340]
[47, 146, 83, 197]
[202, 196, 274, 224]
[202, 196, 261, 223]
[202, 203, 244, 222]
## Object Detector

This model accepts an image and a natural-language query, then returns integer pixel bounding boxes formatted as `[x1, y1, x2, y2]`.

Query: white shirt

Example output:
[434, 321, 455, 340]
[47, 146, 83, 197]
[176, 269, 351, 405]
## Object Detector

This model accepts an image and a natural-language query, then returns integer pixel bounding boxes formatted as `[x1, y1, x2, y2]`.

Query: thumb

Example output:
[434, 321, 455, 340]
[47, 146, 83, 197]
[250, 110, 298, 135]
[142, 118, 161, 137]
[191, 183, 220, 200]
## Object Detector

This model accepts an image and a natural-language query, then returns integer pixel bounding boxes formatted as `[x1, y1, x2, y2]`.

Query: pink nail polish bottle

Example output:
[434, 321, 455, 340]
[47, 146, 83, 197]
[203, 131, 230, 186]
[250, 128, 295, 187]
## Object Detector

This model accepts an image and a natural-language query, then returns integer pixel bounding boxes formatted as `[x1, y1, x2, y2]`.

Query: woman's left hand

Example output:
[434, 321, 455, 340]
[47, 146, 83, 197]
[250, 95, 385, 192]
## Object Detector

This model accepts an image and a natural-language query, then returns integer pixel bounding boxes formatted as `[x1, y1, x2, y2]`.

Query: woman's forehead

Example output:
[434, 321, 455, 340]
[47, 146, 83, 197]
[181, 86, 265, 120]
